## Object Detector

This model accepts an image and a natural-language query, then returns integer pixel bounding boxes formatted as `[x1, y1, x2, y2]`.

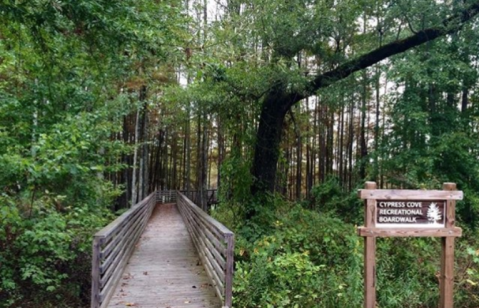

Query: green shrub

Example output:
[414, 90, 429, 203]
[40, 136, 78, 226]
[310, 177, 363, 225]
[219, 201, 479, 308]
[454, 230, 479, 306]
[233, 205, 363, 308]
[0, 191, 113, 307]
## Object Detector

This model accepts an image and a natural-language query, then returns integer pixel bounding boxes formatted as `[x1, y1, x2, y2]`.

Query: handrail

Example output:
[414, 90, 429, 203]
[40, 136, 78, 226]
[91, 192, 157, 308]
[180, 189, 218, 208]
[176, 191, 234, 308]
[156, 190, 177, 203]
[155, 189, 218, 206]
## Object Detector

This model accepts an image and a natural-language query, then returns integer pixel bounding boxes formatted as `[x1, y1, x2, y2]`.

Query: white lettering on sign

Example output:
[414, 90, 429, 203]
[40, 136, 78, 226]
[407, 202, 422, 208]
[378, 209, 423, 215]
[376, 200, 446, 228]
[378, 216, 417, 223]
[378, 202, 405, 208]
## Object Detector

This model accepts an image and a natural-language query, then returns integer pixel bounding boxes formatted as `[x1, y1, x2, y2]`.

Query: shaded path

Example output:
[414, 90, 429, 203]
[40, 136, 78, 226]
[108, 203, 222, 308]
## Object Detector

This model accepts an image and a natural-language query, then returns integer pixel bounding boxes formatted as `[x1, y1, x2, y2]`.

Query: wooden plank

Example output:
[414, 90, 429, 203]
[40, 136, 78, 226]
[178, 192, 232, 235]
[95, 193, 155, 240]
[92, 193, 156, 308]
[178, 195, 228, 255]
[200, 219, 227, 255]
[203, 233, 227, 270]
[91, 238, 101, 308]
[439, 183, 457, 308]
[157, 190, 177, 203]
[179, 200, 203, 251]
[202, 244, 225, 290]
[100, 201, 149, 272]
[364, 182, 376, 308]
[224, 234, 234, 308]
[439, 237, 455, 308]
[198, 212, 225, 240]
[100, 208, 150, 303]
[203, 240, 226, 279]
[358, 189, 463, 200]
[176, 192, 234, 307]
[179, 197, 226, 270]
[188, 218, 225, 292]
[100, 214, 145, 287]
[358, 227, 462, 237]
[100, 203, 149, 273]
[106, 203, 222, 308]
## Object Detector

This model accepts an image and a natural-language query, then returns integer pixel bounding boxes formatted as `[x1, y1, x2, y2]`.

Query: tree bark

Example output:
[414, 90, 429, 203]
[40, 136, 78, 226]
[338, 99, 345, 187]
[461, 87, 469, 114]
[251, 86, 294, 196]
[131, 107, 140, 206]
[359, 71, 368, 180]
[318, 104, 326, 184]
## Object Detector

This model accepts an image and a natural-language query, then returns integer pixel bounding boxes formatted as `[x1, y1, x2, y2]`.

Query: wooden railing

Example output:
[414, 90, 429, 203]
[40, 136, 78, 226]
[181, 189, 218, 209]
[155, 189, 218, 208]
[156, 190, 177, 203]
[177, 191, 234, 308]
[91, 192, 157, 308]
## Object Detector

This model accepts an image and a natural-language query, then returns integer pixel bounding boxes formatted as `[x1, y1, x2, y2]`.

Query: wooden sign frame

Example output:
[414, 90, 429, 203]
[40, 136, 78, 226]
[358, 182, 463, 308]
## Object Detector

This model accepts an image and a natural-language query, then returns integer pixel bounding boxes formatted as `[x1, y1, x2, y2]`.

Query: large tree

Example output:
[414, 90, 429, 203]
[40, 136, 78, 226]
[250, 0, 479, 199]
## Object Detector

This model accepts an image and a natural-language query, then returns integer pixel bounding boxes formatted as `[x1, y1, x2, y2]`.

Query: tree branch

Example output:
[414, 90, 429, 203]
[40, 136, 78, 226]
[289, 1, 479, 105]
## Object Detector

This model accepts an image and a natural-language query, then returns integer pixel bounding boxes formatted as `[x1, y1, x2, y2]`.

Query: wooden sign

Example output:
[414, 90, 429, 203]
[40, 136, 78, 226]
[358, 182, 463, 308]
[376, 200, 446, 227]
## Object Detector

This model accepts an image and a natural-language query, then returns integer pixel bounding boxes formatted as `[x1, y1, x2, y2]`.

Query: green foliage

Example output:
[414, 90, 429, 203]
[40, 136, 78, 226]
[375, 238, 438, 307]
[232, 204, 363, 308]
[375, 37, 479, 229]
[310, 177, 363, 224]
[0, 193, 113, 307]
[235, 252, 323, 308]
[310, 176, 343, 211]
[212, 198, 479, 308]
[0, 0, 183, 306]
[219, 154, 254, 206]
[455, 238, 479, 304]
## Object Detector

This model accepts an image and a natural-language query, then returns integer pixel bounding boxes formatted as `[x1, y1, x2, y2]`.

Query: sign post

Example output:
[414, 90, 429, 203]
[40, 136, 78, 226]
[358, 182, 463, 308]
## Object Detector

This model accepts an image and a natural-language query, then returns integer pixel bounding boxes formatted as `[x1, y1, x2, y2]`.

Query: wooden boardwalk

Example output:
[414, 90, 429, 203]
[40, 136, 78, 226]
[108, 203, 222, 308]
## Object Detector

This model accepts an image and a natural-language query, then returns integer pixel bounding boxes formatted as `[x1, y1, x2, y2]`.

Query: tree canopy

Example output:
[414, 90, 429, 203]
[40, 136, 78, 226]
[2, 0, 479, 306]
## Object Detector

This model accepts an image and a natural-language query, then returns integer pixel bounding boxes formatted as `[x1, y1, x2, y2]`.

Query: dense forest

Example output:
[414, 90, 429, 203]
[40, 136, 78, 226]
[1, 0, 479, 307]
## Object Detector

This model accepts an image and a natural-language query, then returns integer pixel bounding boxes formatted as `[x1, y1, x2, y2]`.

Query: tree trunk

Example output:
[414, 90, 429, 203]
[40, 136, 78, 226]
[131, 107, 140, 206]
[201, 114, 209, 210]
[461, 87, 469, 114]
[373, 66, 381, 184]
[250, 87, 292, 198]
[347, 96, 354, 192]
[327, 107, 334, 176]
[217, 117, 224, 190]
[318, 104, 326, 184]
[162, 128, 169, 190]
[338, 100, 345, 187]
[359, 71, 368, 180]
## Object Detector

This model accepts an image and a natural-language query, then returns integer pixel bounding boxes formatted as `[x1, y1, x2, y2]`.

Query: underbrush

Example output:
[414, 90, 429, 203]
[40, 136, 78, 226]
[212, 201, 479, 308]
[0, 194, 114, 307]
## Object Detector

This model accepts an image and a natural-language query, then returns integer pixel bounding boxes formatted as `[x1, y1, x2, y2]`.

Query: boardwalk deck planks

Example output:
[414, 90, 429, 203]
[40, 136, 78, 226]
[92, 191, 233, 308]
[107, 203, 222, 308]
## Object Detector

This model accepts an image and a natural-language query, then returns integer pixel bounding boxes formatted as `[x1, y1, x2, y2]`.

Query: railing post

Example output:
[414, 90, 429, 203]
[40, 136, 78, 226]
[91, 236, 101, 308]
[224, 233, 234, 308]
